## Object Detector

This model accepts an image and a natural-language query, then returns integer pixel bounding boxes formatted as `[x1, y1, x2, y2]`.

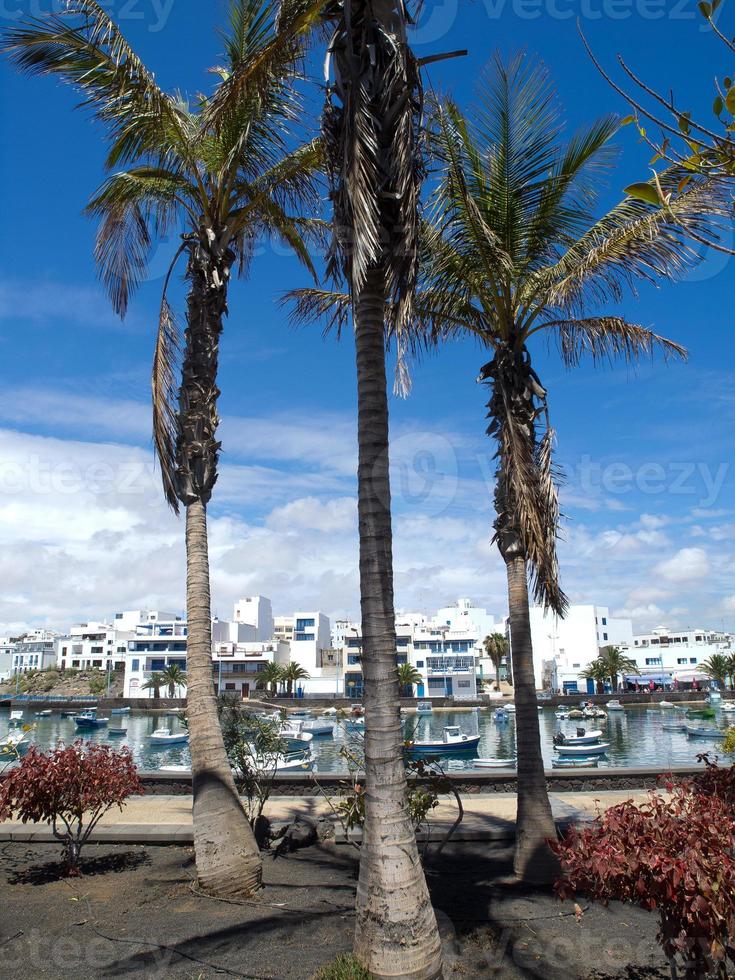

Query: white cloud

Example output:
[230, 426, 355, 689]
[654, 547, 710, 584]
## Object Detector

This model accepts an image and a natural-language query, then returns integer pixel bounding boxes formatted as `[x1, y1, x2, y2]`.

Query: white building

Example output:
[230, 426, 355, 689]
[233, 596, 274, 642]
[522, 604, 634, 693]
[336, 598, 491, 701]
[122, 614, 265, 698]
[10, 630, 59, 674]
[276, 612, 338, 695]
[56, 621, 132, 673]
[213, 639, 291, 699]
[619, 626, 734, 687]
[0, 641, 16, 682]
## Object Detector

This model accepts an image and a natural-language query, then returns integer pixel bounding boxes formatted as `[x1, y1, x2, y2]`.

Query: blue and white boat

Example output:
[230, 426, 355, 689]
[416, 701, 433, 714]
[407, 726, 481, 756]
[685, 725, 725, 739]
[493, 707, 509, 723]
[551, 757, 600, 769]
[553, 728, 603, 747]
[111, 707, 131, 716]
[74, 710, 109, 729]
[0, 729, 31, 762]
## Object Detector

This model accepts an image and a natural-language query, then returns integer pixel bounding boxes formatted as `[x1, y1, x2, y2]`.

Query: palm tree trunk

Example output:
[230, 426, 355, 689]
[506, 555, 559, 883]
[352, 268, 442, 980]
[185, 494, 262, 897]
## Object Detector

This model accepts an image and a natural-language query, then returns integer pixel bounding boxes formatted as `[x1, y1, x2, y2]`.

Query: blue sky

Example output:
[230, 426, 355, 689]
[0, 0, 733, 634]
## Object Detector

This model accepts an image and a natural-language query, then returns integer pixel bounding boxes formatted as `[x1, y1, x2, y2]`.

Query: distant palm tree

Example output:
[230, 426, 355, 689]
[580, 659, 610, 694]
[701, 654, 731, 688]
[397, 662, 423, 697]
[160, 664, 187, 700]
[141, 672, 165, 700]
[726, 654, 735, 690]
[483, 633, 509, 690]
[409, 55, 728, 882]
[596, 646, 638, 692]
[256, 663, 285, 697]
[282, 662, 310, 696]
[2, 0, 323, 901]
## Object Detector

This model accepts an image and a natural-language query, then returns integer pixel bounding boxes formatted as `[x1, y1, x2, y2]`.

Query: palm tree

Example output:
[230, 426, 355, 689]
[160, 664, 187, 700]
[316, 2, 442, 975]
[281, 662, 310, 696]
[2, 0, 323, 900]
[141, 672, 165, 700]
[483, 633, 509, 690]
[256, 662, 284, 697]
[410, 55, 728, 881]
[701, 654, 731, 689]
[397, 662, 422, 697]
[596, 646, 638, 692]
[726, 653, 735, 690]
[580, 659, 610, 695]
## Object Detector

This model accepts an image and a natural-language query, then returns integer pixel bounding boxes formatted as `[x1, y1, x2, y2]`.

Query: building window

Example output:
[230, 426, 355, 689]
[677, 658, 687, 665]
[91, 646, 103, 654]
[296, 618, 315, 631]
[690, 658, 697, 664]
[572, 663, 580, 669]
[603, 633, 608, 641]
[131, 659, 140, 671]
[645, 657, 662, 666]
[602, 617, 607, 625]
[294, 632, 314, 642]
[416, 661, 424, 668]
[457, 679, 471, 688]
[696, 636, 703, 642]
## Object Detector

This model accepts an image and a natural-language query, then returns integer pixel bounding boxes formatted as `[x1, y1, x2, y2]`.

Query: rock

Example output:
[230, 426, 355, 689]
[273, 818, 318, 855]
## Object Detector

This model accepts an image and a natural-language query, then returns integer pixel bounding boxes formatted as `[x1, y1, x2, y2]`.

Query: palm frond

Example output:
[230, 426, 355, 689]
[151, 249, 186, 513]
[532, 172, 732, 313]
[540, 317, 687, 367]
[1, 1, 187, 170]
[281, 286, 351, 337]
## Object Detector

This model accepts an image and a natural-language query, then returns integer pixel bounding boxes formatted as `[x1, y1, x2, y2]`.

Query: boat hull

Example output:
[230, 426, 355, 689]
[685, 726, 725, 739]
[474, 758, 516, 769]
[74, 718, 109, 728]
[554, 742, 610, 756]
[408, 734, 481, 756]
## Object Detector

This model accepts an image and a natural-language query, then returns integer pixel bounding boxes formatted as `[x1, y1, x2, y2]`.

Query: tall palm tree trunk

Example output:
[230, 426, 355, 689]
[353, 268, 442, 980]
[506, 555, 558, 882]
[186, 499, 262, 897]
[176, 244, 262, 898]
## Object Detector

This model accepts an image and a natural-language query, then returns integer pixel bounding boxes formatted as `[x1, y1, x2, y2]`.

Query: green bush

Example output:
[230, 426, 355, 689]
[312, 955, 371, 980]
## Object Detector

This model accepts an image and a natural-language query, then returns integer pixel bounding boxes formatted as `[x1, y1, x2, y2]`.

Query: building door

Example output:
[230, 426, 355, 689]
[416, 682, 424, 697]
[445, 677, 453, 696]
[586, 678, 596, 695]
[241, 683, 249, 699]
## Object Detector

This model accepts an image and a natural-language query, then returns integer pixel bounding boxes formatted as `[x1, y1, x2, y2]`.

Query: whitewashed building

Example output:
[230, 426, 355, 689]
[233, 596, 274, 641]
[275, 611, 338, 695]
[10, 630, 59, 674]
[0, 640, 16, 682]
[618, 626, 734, 686]
[56, 621, 132, 673]
[521, 604, 634, 693]
[213, 639, 291, 699]
[336, 598, 490, 701]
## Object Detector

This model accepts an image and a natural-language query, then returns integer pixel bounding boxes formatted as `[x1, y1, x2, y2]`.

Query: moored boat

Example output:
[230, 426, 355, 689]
[551, 757, 600, 769]
[416, 701, 433, 714]
[554, 741, 610, 756]
[74, 710, 109, 729]
[605, 700, 624, 711]
[300, 719, 334, 737]
[662, 722, 686, 732]
[474, 757, 516, 769]
[407, 726, 481, 756]
[148, 727, 189, 746]
[107, 727, 128, 737]
[493, 707, 509, 723]
[34, 709, 52, 717]
[659, 700, 675, 709]
[685, 725, 725, 739]
[8, 710, 24, 727]
[553, 728, 603, 747]
[721, 702, 735, 714]
[111, 707, 131, 715]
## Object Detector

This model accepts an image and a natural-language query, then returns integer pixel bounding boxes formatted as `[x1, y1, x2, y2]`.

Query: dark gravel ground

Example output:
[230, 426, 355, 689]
[0, 840, 670, 979]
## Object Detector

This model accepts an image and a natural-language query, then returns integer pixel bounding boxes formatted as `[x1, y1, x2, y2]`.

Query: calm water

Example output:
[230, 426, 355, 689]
[1, 705, 731, 773]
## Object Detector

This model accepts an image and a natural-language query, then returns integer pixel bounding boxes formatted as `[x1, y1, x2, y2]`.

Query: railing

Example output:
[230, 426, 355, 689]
[7, 694, 98, 702]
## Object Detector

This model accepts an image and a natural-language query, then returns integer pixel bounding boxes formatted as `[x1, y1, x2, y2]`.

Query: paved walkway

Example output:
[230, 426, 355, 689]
[0, 790, 654, 844]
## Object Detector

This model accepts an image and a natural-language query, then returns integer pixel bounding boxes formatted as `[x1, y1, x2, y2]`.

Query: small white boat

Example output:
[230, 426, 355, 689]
[416, 701, 433, 714]
[553, 728, 603, 747]
[160, 764, 191, 774]
[279, 721, 314, 745]
[301, 719, 334, 737]
[408, 726, 481, 756]
[567, 709, 585, 719]
[685, 725, 725, 739]
[662, 722, 686, 732]
[288, 709, 312, 719]
[583, 707, 607, 719]
[474, 757, 516, 769]
[659, 700, 675, 709]
[345, 717, 365, 732]
[8, 710, 24, 727]
[322, 707, 338, 716]
[148, 727, 189, 745]
[554, 742, 610, 756]
[605, 700, 625, 711]
[34, 709, 52, 717]
[249, 750, 315, 773]
[555, 709, 571, 719]
[107, 727, 128, 737]
[493, 708, 509, 723]
[504, 703, 516, 713]
[551, 757, 600, 769]
[720, 702, 735, 714]
[111, 707, 131, 715]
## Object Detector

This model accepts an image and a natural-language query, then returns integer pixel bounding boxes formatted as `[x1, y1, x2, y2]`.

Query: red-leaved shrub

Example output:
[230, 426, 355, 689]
[0, 741, 143, 874]
[553, 779, 735, 978]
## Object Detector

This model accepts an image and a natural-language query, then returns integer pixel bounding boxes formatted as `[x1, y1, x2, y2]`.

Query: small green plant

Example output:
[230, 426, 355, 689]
[723, 727, 735, 755]
[312, 954, 371, 980]
[88, 674, 106, 696]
